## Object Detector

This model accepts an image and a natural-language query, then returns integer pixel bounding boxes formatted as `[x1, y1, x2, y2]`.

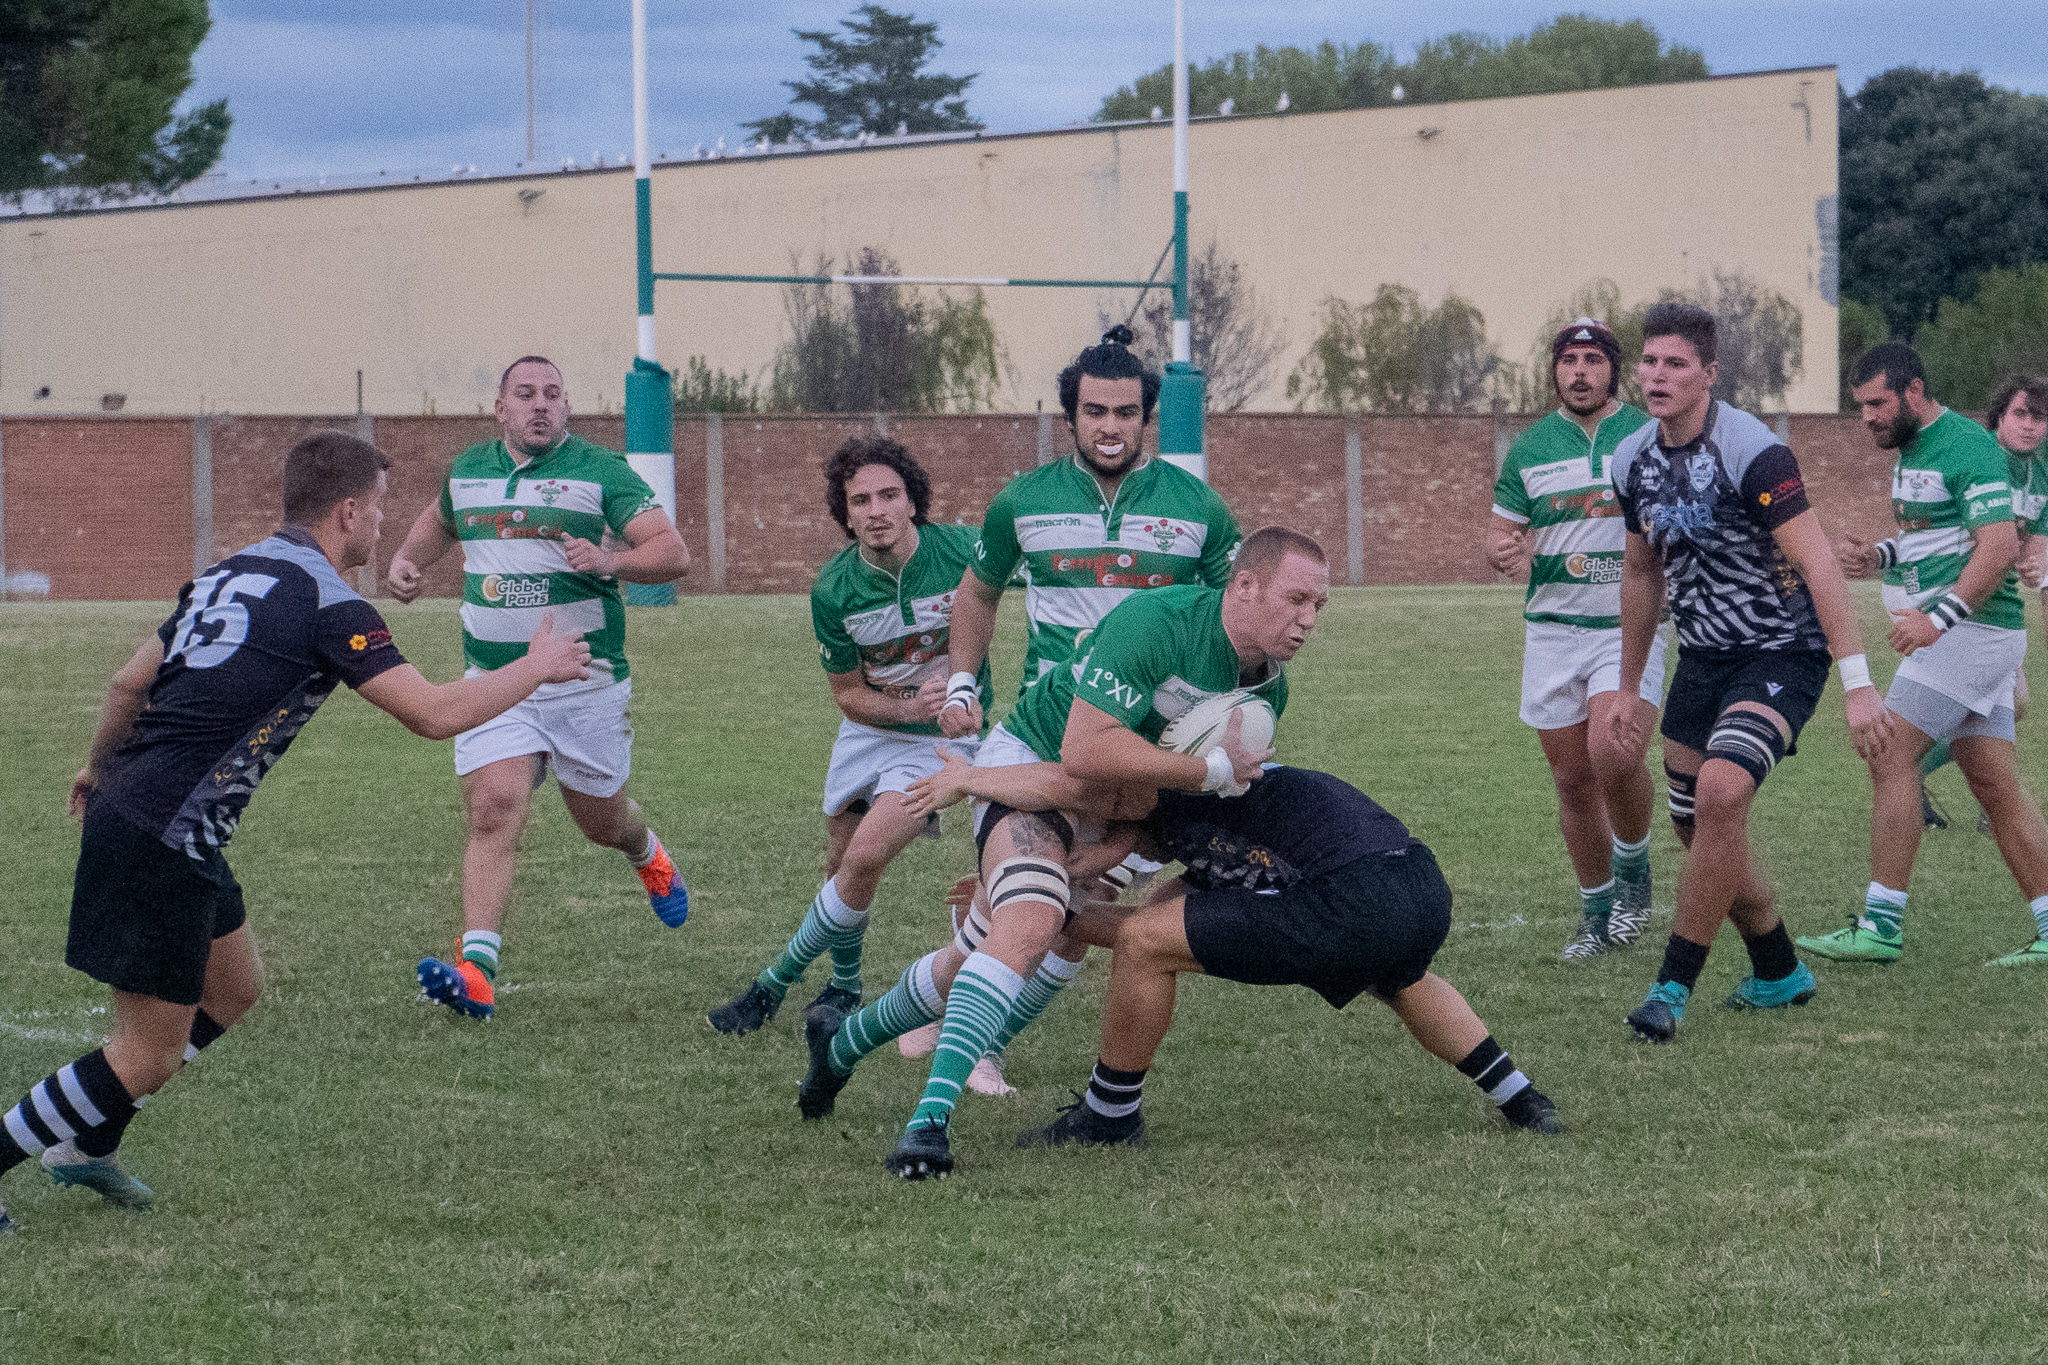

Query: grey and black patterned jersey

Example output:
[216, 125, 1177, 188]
[1611, 402, 1827, 653]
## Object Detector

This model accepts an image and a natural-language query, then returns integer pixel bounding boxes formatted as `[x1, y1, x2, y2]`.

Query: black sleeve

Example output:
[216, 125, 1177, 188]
[1740, 445, 1811, 531]
[314, 600, 407, 688]
[157, 581, 195, 650]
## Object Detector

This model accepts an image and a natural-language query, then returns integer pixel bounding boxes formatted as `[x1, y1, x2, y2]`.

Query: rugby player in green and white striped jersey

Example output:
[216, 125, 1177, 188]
[903, 327, 1241, 1085]
[385, 356, 692, 1019]
[1488, 319, 1662, 959]
[1814, 347, 2048, 967]
[704, 436, 994, 1042]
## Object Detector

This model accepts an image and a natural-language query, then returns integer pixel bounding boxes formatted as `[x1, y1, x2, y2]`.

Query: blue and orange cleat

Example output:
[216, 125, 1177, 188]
[638, 840, 690, 927]
[418, 956, 495, 1019]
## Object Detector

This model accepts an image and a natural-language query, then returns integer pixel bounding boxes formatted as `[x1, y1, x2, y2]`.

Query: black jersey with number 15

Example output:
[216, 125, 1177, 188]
[93, 530, 406, 861]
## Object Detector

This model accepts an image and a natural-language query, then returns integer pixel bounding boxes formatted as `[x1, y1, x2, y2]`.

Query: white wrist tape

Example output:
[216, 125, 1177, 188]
[1202, 747, 1235, 793]
[941, 670, 978, 710]
[1837, 653, 1872, 693]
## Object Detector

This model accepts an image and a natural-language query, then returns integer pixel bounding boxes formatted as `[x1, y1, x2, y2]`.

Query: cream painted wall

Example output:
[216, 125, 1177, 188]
[0, 67, 1838, 417]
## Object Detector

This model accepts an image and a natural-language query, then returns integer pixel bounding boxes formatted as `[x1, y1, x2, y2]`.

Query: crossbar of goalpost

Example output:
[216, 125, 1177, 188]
[652, 272, 1166, 290]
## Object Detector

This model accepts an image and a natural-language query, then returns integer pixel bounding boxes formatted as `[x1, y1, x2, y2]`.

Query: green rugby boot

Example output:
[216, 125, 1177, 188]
[1987, 939, 2048, 968]
[1723, 961, 1818, 1010]
[1795, 917, 1902, 964]
[42, 1141, 153, 1209]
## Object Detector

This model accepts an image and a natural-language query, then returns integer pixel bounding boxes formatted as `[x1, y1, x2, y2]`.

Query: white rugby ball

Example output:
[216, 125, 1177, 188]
[1157, 689, 1276, 758]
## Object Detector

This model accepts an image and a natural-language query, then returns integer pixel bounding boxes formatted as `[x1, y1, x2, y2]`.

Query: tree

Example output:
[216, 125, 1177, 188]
[673, 356, 760, 415]
[1840, 68, 2048, 336]
[1916, 264, 2048, 411]
[0, 0, 229, 204]
[1110, 239, 1285, 411]
[767, 247, 1008, 413]
[743, 4, 980, 143]
[1096, 15, 1704, 122]
[1287, 284, 1501, 414]
[1837, 297, 1891, 411]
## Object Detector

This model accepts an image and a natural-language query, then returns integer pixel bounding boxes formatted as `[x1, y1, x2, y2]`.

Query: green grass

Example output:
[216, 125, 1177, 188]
[3, 586, 2047, 1363]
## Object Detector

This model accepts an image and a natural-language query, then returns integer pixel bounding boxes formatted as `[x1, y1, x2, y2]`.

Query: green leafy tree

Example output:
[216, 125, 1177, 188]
[743, 4, 980, 143]
[1096, 15, 1704, 122]
[768, 247, 1007, 413]
[0, 0, 229, 204]
[1840, 68, 2048, 336]
[1287, 284, 1501, 414]
[1916, 264, 2048, 411]
[673, 356, 760, 415]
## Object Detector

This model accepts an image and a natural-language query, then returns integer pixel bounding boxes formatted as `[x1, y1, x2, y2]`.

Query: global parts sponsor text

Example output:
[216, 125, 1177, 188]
[480, 574, 550, 608]
[1052, 552, 1179, 589]
[1564, 553, 1624, 584]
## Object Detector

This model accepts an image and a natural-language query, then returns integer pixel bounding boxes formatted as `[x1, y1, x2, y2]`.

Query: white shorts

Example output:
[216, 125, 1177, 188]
[453, 678, 632, 797]
[1890, 622, 2028, 718]
[821, 720, 977, 822]
[1519, 621, 1669, 730]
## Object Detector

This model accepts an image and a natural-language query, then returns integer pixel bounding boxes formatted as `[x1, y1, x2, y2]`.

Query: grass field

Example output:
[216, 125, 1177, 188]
[3, 585, 2047, 1363]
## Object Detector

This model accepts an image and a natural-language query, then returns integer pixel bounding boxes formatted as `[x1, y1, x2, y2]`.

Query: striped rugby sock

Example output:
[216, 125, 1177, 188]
[906, 953, 1024, 1132]
[760, 878, 868, 1002]
[1082, 1060, 1146, 1119]
[184, 1009, 227, 1065]
[1, 1048, 137, 1173]
[1455, 1037, 1531, 1109]
[988, 950, 1084, 1057]
[1863, 882, 1908, 938]
[461, 929, 502, 983]
[829, 951, 946, 1077]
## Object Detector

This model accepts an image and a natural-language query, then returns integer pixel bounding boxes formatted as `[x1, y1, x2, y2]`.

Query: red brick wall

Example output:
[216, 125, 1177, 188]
[1, 411, 1907, 600]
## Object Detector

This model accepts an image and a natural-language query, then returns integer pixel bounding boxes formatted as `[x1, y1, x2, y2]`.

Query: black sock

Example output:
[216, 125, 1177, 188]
[1741, 923, 1798, 982]
[2, 1048, 137, 1168]
[1656, 934, 1712, 991]
[1454, 1036, 1532, 1108]
[188, 1008, 227, 1058]
[1083, 1060, 1146, 1120]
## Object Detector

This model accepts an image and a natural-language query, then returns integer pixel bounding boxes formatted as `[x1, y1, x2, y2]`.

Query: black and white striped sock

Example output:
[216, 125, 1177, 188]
[1454, 1037, 1531, 1108]
[1, 1049, 137, 1172]
[1082, 1060, 1146, 1119]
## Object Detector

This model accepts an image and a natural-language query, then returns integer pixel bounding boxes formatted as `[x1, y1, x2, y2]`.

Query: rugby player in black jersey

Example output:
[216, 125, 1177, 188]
[0, 432, 590, 1230]
[1607, 304, 1891, 1043]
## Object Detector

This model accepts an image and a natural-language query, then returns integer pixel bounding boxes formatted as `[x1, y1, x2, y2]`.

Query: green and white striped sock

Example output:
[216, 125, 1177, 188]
[759, 877, 868, 1002]
[906, 953, 1024, 1132]
[988, 950, 1084, 1057]
[1864, 881, 1908, 938]
[461, 929, 501, 983]
[829, 951, 946, 1077]
[1580, 878, 1615, 926]
[1612, 833, 1650, 880]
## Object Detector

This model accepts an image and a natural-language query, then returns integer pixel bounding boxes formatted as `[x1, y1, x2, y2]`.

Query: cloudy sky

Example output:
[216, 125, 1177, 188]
[191, 2, 2048, 181]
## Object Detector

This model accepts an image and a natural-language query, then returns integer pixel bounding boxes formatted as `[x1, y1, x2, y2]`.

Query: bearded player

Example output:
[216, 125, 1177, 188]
[704, 436, 991, 1035]
[386, 356, 692, 1019]
[1488, 319, 1661, 958]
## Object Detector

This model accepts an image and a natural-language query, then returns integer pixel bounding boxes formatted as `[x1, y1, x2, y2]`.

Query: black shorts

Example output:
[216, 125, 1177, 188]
[67, 800, 246, 1006]
[1661, 647, 1830, 759]
[1183, 842, 1451, 1009]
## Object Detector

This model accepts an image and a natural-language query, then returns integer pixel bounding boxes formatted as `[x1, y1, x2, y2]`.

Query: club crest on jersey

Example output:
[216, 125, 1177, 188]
[480, 574, 549, 608]
[531, 479, 572, 506]
[1139, 519, 1185, 553]
[1688, 451, 1718, 494]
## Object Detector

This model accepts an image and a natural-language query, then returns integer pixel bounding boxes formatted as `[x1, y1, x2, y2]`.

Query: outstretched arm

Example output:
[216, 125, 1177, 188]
[356, 610, 592, 740]
[387, 501, 458, 603]
[902, 747, 1144, 820]
[938, 569, 1002, 739]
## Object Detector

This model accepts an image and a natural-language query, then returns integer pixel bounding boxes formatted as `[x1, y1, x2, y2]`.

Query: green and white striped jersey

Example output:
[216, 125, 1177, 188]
[1004, 584, 1286, 761]
[1491, 405, 1651, 628]
[811, 522, 992, 738]
[971, 455, 1241, 691]
[2007, 443, 2048, 538]
[437, 435, 663, 688]
[1886, 409, 2022, 631]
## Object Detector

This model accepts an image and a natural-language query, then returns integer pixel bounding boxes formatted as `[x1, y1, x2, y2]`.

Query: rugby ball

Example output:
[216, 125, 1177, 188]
[1157, 689, 1276, 758]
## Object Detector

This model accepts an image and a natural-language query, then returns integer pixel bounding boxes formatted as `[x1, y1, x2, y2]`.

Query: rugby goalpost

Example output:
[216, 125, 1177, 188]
[620, 0, 1206, 604]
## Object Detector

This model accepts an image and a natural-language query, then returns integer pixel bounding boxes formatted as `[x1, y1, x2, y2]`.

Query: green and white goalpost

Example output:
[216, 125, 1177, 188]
[621, 0, 1205, 602]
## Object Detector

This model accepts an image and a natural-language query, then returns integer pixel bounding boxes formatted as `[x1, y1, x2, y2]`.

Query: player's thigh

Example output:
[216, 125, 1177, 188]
[1519, 622, 1594, 731]
[198, 918, 263, 1023]
[454, 696, 551, 798]
[841, 790, 938, 872]
[1535, 719, 1596, 788]
[974, 807, 1076, 950]
[1111, 898, 1203, 974]
[541, 680, 634, 800]
[460, 754, 545, 834]
[1585, 688, 1659, 771]
[66, 802, 228, 1010]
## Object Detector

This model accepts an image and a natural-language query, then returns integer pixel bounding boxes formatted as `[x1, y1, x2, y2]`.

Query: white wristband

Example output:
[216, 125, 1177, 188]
[1838, 653, 1872, 693]
[1202, 747, 1235, 793]
[941, 670, 978, 710]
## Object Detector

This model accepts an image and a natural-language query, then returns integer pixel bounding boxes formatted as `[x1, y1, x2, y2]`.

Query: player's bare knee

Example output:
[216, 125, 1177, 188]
[464, 785, 530, 838]
[1692, 764, 1758, 830]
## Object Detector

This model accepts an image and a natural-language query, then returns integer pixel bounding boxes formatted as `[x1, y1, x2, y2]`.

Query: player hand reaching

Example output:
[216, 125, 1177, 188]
[1886, 609, 1941, 657]
[1213, 708, 1275, 797]
[908, 674, 950, 722]
[938, 670, 983, 738]
[903, 748, 977, 818]
[1484, 522, 1529, 575]
[525, 608, 593, 683]
[386, 552, 427, 603]
[2018, 535, 2046, 590]
[1835, 536, 1883, 578]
